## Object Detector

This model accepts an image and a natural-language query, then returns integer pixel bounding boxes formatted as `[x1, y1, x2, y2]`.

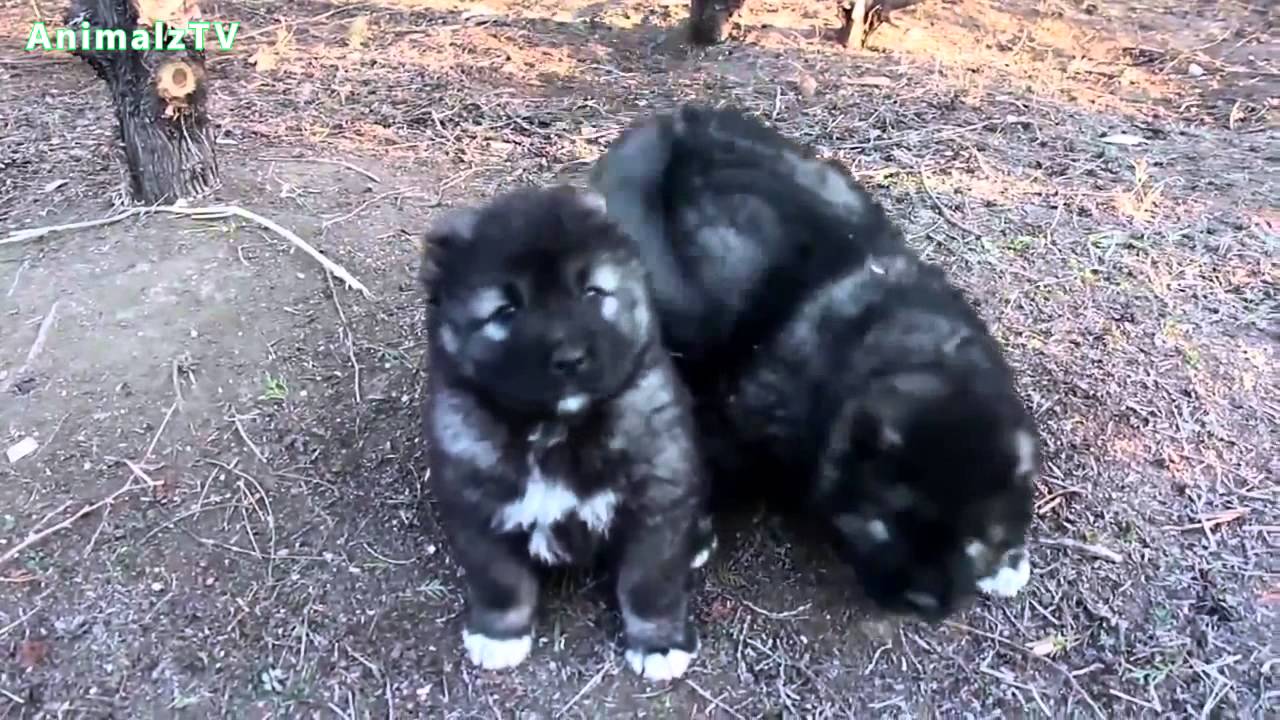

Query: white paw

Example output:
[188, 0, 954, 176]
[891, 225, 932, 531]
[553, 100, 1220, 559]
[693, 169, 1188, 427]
[977, 550, 1031, 598]
[686, 535, 716, 568]
[462, 630, 532, 670]
[625, 647, 694, 682]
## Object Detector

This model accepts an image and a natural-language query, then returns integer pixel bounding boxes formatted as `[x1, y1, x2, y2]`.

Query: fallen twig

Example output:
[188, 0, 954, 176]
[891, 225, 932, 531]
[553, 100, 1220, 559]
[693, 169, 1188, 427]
[232, 412, 270, 465]
[1165, 508, 1249, 533]
[685, 679, 748, 720]
[741, 599, 812, 620]
[261, 155, 382, 184]
[918, 169, 982, 237]
[0, 479, 151, 568]
[23, 301, 59, 365]
[0, 607, 38, 639]
[945, 621, 1106, 720]
[163, 205, 373, 298]
[6, 259, 29, 297]
[555, 662, 609, 718]
[1037, 537, 1124, 563]
[2, 205, 373, 298]
[322, 187, 415, 229]
[0, 210, 141, 245]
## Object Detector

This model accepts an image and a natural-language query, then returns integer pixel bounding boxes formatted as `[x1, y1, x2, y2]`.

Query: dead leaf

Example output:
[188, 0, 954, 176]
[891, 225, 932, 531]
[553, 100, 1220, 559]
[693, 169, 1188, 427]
[1026, 635, 1064, 656]
[42, 179, 68, 193]
[18, 639, 49, 669]
[347, 15, 371, 49]
[797, 74, 818, 98]
[251, 47, 278, 73]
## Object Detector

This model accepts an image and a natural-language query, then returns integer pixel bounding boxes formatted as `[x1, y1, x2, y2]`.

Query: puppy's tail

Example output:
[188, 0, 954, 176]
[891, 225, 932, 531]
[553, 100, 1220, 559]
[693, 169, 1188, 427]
[589, 111, 706, 341]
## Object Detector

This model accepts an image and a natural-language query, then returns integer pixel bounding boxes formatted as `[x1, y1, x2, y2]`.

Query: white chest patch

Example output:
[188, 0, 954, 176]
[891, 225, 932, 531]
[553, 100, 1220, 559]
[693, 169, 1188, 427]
[493, 473, 619, 565]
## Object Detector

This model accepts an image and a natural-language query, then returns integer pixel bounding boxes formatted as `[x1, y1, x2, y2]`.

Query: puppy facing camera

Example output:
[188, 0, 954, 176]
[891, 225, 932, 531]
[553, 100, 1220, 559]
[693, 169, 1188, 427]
[420, 185, 713, 681]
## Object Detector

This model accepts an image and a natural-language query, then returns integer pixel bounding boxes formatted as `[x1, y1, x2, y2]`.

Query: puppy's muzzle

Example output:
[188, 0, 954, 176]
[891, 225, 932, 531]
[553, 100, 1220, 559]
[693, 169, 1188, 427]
[550, 343, 592, 379]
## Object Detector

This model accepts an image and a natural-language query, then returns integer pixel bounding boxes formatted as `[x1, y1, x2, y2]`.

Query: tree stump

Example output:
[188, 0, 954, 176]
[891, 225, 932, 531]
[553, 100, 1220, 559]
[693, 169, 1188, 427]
[66, 0, 218, 204]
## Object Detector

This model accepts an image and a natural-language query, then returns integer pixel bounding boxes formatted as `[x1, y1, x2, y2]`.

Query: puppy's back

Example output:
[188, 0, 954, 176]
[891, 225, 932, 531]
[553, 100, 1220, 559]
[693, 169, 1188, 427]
[592, 105, 902, 375]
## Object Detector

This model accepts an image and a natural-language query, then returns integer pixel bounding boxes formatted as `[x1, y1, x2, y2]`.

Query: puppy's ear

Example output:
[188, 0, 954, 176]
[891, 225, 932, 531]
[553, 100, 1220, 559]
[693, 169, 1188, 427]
[420, 207, 482, 302]
[424, 206, 481, 254]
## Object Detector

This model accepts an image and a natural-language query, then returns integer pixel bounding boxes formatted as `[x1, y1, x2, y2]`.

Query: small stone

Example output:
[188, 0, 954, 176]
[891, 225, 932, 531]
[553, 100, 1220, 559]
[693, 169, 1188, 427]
[1187, 63, 1205, 77]
[797, 74, 818, 98]
[6, 437, 38, 464]
[150, 582, 164, 593]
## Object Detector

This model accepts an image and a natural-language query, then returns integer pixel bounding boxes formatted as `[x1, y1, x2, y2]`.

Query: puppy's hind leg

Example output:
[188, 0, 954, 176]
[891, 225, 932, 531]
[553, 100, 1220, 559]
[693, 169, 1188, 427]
[615, 510, 702, 682]
[448, 524, 540, 671]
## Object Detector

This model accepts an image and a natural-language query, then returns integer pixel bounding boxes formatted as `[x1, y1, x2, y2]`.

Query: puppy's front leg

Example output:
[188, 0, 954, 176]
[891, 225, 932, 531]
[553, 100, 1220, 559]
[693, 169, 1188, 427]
[445, 520, 540, 671]
[616, 508, 701, 682]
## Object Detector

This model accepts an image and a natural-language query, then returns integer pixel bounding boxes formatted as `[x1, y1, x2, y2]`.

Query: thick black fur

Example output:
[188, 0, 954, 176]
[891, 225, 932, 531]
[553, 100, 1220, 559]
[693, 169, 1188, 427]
[589, 105, 1040, 621]
[421, 186, 712, 678]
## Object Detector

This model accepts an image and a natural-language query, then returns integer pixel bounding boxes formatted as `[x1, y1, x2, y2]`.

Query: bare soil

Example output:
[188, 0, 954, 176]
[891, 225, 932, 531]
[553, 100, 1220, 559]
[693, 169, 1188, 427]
[1, 0, 1276, 717]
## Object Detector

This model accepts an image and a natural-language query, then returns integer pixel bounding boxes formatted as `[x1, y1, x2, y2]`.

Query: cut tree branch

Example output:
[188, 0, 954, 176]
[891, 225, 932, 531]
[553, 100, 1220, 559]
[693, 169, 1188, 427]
[66, 0, 219, 203]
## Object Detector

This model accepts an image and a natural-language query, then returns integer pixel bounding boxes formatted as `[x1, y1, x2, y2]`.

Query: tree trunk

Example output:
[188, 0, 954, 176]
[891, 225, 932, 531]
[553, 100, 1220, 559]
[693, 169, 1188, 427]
[67, 0, 218, 204]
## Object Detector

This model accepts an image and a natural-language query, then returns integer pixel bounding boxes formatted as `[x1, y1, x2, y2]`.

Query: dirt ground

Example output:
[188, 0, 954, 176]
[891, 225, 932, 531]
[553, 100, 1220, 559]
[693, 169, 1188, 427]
[1, 0, 1276, 717]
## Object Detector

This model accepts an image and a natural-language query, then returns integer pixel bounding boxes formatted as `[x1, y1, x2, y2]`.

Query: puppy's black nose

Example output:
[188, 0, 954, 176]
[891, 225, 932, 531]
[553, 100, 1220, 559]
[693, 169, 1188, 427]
[550, 345, 590, 377]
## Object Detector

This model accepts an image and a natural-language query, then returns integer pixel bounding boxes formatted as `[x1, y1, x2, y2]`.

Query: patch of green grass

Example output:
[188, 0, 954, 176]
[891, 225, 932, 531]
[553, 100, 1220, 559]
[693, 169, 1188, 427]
[417, 578, 450, 601]
[169, 688, 208, 710]
[376, 346, 414, 369]
[1003, 235, 1035, 254]
[260, 374, 289, 402]
[1128, 648, 1187, 688]
[23, 549, 53, 573]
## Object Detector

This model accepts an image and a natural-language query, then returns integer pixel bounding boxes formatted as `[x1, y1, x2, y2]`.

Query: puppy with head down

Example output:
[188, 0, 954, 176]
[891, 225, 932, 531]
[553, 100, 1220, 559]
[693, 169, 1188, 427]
[590, 104, 1039, 621]
[421, 185, 712, 681]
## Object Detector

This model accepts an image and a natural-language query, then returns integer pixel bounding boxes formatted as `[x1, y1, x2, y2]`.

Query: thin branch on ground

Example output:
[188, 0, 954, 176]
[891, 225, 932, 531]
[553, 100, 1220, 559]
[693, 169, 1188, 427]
[144, 401, 179, 461]
[0, 211, 140, 246]
[322, 187, 417, 229]
[0, 479, 153, 568]
[917, 169, 982, 237]
[685, 679, 748, 720]
[2, 205, 373, 298]
[741, 599, 812, 620]
[326, 272, 363, 404]
[22, 301, 59, 367]
[945, 621, 1106, 720]
[1038, 537, 1124, 563]
[232, 412, 270, 465]
[261, 155, 383, 184]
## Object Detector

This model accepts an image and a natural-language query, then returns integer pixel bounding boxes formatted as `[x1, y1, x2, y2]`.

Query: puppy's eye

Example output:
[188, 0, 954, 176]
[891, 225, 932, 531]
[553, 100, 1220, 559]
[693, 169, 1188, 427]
[583, 286, 610, 299]
[488, 304, 517, 323]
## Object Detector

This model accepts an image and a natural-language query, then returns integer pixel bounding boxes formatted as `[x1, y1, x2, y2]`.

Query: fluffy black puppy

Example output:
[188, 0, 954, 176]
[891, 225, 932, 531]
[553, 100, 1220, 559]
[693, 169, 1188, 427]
[589, 105, 1039, 621]
[421, 185, 712, 681]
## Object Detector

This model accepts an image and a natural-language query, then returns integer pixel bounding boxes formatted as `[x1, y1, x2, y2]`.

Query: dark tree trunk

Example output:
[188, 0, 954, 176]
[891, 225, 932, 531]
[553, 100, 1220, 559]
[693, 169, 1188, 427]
[66, 0, 218, 204]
